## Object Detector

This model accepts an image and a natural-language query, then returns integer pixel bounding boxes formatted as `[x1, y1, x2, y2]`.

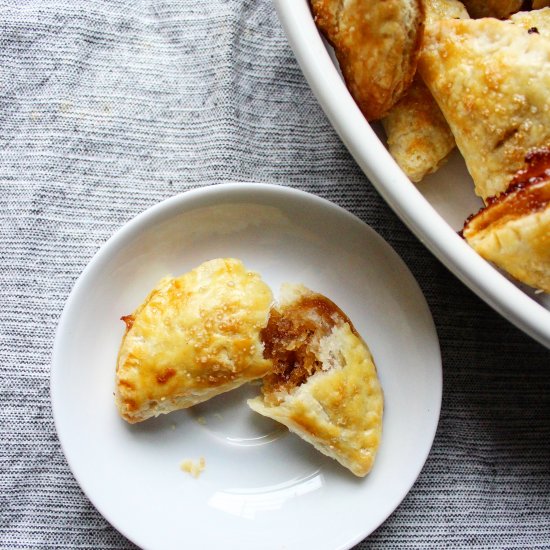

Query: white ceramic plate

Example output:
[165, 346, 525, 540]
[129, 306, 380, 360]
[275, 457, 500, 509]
[274, 0, 550, 349]
[52, 183, 441, 550]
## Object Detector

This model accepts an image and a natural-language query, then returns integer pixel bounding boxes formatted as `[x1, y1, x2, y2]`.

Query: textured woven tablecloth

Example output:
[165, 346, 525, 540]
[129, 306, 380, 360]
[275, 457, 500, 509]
[1, 1, 550, 548]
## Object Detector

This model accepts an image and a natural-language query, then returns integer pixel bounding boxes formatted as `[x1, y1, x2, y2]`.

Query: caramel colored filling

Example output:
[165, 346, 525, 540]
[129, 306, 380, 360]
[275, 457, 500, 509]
[506, 147, 550, 192]
[260, 294, 356, 399]
[463, 148, 550, 236]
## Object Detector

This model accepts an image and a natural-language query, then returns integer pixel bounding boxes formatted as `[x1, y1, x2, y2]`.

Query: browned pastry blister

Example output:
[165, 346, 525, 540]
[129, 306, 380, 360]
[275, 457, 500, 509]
[462, 149, 550, 292]
[310, 0, 424, 120]
[248, 284, 384, 477]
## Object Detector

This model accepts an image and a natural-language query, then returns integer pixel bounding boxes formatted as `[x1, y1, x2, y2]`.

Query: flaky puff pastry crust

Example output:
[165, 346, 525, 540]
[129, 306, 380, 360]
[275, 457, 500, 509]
[310, 0, 424, 120]
[382, 0, 468, 182]
[462, 150, 550, 293]
[248, 284, 383, 477]
[115, 258, 273, 423]
[509, 8, 550, 33]
[419, 9, 550, 201]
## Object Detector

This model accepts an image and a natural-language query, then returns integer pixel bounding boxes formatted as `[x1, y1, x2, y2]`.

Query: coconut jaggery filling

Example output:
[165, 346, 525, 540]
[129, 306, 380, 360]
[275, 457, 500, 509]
[260, 293, 357, 401]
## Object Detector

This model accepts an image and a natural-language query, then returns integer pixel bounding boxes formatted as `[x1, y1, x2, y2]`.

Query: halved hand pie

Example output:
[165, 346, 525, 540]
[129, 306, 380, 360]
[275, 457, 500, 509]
[247, 284, 384, 477]
[115, 258, 273, 423]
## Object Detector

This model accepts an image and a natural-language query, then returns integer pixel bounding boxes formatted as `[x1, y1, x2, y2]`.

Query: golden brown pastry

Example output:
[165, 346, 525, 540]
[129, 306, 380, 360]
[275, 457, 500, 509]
[382, 77, 455, 182]
[115, 258, 273, 423]
[310, 0, 424, 120]
[423, 0, 470, 21]
[419, 9, 550, 201]
[460, 0, 522, 19]
[533, 1, 550, 9]
[382, 0, 469, 182]
[248, 284, 384, 477]
[462, 149, 550, 292]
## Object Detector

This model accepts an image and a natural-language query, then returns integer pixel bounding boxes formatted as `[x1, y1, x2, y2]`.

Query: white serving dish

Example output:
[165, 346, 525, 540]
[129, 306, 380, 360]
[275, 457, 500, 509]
[274, 0, 550, 349]
[52, 183, 442, 549]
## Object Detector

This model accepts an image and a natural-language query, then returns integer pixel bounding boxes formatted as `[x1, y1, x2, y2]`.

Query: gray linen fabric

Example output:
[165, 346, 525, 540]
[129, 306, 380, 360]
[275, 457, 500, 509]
[1, 1, 549, 548]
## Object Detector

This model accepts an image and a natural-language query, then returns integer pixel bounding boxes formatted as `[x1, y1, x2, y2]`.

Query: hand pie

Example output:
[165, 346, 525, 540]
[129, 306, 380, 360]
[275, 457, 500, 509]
[382, 0, 469, 182]
[310, 0, 424, 120]
[462, 149, 550, 293]
[115, 258, 273, 423]
[382, 76, 455, 182]
[248, 284, 384, 477]
[419, 9, 550, 201]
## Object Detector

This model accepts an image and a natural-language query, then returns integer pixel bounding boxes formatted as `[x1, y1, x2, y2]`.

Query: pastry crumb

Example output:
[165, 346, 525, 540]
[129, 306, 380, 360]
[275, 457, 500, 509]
[171, 423, 176, 431]
[180, 457, 206, 478]
[213, 413, 223, 420]
[197, 416, 207, 425]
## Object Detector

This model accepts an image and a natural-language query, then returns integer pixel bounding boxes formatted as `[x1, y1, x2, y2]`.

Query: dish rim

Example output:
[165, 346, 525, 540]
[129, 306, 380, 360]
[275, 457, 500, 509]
[273, 0, 550, 350]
